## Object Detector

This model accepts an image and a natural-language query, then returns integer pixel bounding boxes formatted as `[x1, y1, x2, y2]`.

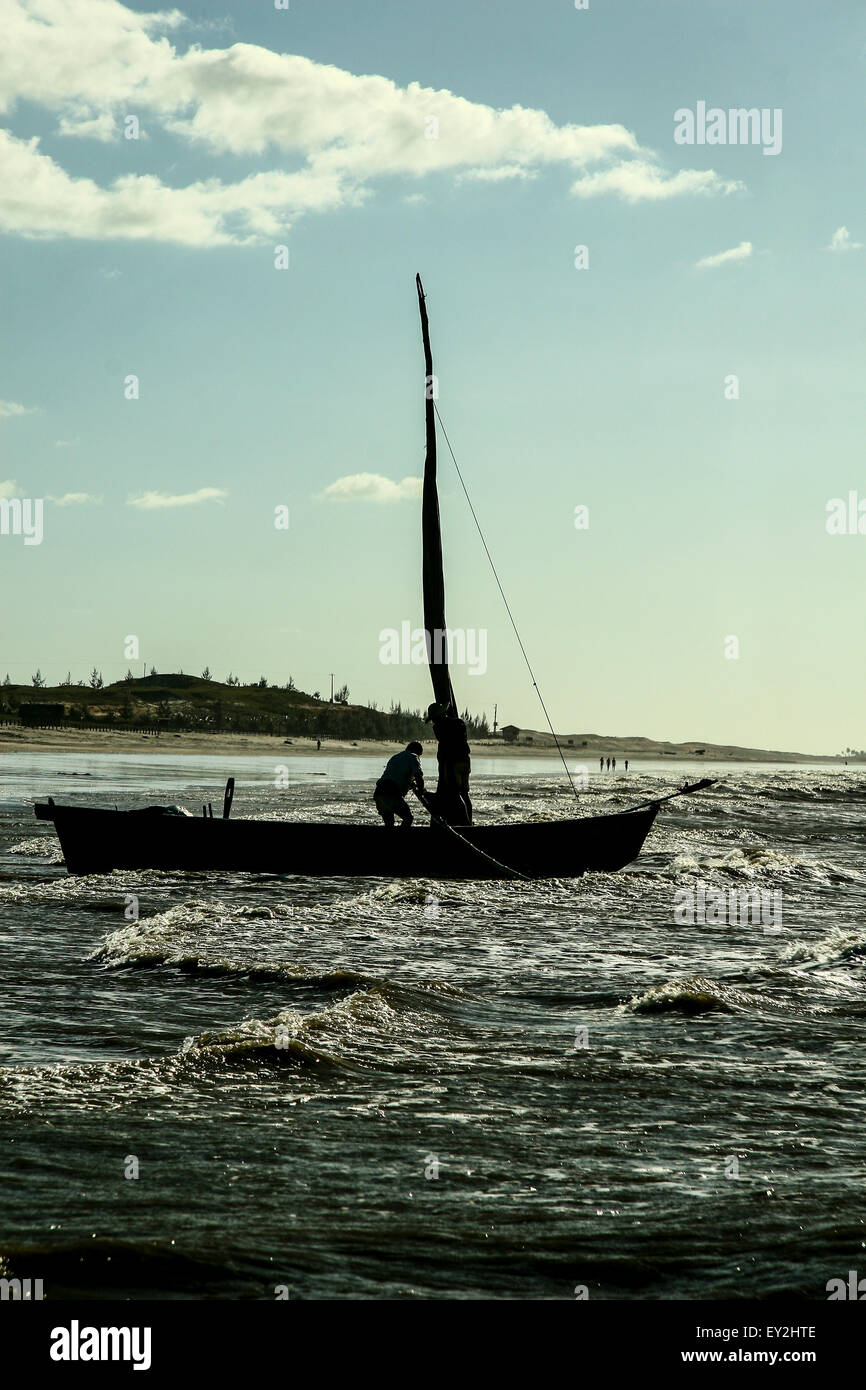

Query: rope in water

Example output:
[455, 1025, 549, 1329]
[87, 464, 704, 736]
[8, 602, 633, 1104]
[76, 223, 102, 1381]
[433, 402, 581, 802]
[414, 790, 532, 880]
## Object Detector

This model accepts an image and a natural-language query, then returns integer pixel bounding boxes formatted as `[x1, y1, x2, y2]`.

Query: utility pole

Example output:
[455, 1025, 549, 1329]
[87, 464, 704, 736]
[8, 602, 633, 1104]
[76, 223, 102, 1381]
[493, 703, 498, 735]
[330, 673, 334, 703]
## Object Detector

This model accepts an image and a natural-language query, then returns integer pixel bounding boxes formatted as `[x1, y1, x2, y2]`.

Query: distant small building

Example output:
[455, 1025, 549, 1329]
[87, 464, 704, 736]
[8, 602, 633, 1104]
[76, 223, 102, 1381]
[501, 724, 520, 744]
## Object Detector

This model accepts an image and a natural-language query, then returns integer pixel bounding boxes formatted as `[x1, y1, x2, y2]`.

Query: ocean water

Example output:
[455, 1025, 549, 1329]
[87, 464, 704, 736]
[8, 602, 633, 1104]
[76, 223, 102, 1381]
[0, 752, 864, 1300]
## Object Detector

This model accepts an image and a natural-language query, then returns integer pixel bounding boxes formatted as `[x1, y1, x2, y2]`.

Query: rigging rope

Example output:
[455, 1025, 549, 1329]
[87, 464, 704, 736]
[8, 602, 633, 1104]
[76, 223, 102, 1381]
[413, 789, 532, 879]
[433, 402, 581, 802]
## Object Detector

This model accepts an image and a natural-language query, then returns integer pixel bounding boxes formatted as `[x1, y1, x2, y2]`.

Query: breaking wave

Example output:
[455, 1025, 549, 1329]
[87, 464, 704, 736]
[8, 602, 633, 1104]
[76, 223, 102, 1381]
[666, 845, 857, 885]
[0, 977, 466, 1119]
[780, 926, 866, 971]
[91, 899, 317, 972]
[181, 986, 408, 1070]
[621, 973, 805, 1016]
[5, 835, 63, 861]
[625, 976, 744, 1015]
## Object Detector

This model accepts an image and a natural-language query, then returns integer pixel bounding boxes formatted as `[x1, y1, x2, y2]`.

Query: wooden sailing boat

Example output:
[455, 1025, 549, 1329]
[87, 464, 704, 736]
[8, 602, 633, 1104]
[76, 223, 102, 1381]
[34, 276, 667, 879]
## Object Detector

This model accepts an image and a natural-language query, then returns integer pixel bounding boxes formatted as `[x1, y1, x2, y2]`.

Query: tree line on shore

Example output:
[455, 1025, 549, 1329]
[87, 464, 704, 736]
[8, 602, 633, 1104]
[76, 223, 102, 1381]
[0, 671, 494, 743]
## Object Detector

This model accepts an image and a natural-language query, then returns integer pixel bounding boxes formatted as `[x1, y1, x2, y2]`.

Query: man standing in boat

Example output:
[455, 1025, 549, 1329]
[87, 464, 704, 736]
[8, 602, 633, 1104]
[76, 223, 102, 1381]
[425, 702, 472, 825]
[373, 742, 426, 828]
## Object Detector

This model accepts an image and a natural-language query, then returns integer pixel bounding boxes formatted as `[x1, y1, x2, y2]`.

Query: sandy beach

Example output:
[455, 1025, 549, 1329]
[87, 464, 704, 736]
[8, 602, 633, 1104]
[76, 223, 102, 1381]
[0, 725, 543, 759]
[0, 723, 848, 763]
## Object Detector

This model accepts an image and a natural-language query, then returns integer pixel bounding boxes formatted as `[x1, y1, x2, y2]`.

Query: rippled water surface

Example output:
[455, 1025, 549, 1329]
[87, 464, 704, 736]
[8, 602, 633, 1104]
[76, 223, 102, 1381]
[1, 753, 864, 1299]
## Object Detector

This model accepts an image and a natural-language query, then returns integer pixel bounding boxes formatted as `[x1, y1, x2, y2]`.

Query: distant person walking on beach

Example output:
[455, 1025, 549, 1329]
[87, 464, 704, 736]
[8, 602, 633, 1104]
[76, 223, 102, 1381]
[624, 759, 629, 772]
[612, 757, 616, 771]
[599, 756, 604, 773]
[373, 743, 425, 828]
[606, 757, 611, 772]
[316, 738, 321, 751]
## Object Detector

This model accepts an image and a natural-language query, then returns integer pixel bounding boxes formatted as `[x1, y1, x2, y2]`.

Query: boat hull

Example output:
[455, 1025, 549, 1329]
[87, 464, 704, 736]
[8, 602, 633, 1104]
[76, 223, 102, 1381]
[34, 802, 659, 879]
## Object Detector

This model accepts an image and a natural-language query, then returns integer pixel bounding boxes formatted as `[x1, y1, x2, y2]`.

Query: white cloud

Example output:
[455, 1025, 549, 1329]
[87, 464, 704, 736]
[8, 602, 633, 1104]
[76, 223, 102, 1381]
[0, 479, 23, 498]
[127, 487, 228, 509]
[0, 0, 741, 246]
[58, 109, 118, 141]
[47, 492, 103, 505]
[827, 226, 861, 253]
[455, 164, 538, 184]
[0, 130, 350, 246]
[696, 240, 753, 270]
[322, 474, 422, 503]
[0, 398, 36, 417]
[573, 161, 743, 202]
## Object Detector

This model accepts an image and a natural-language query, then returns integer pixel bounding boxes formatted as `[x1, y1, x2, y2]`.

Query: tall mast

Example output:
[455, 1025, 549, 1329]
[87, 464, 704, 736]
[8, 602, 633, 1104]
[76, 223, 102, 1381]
[416, 274, 455, 715]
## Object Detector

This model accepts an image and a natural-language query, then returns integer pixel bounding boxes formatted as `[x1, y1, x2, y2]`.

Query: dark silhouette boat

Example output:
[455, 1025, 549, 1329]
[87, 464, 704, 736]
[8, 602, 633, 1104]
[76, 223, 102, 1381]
[34, 797, 659, 879]
[34, 275, 697, 879]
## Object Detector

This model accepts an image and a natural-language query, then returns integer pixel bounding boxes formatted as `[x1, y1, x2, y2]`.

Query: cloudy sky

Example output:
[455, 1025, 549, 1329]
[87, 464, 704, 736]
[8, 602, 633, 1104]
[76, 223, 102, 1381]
[1, 0, 864, 752]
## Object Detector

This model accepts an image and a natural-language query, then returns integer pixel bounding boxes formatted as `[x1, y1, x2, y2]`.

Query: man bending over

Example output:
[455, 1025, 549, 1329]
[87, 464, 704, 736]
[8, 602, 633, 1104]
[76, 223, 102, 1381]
[373, 742, 425, 828]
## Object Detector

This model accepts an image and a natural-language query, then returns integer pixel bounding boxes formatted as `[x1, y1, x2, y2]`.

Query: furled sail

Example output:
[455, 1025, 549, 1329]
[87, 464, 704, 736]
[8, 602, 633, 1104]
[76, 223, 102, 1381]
[416, 275, 473, 827]
[416, 273, 456, 715]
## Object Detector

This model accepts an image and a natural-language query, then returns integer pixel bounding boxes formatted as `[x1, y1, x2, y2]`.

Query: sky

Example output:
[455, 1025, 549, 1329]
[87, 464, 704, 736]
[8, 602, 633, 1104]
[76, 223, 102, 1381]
[0, 0, 864, 754]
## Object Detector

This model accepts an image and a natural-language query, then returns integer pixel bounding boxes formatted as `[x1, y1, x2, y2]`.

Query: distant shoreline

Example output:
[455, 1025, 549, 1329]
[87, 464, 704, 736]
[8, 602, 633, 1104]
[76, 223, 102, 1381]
[0, 724, 857, 763]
